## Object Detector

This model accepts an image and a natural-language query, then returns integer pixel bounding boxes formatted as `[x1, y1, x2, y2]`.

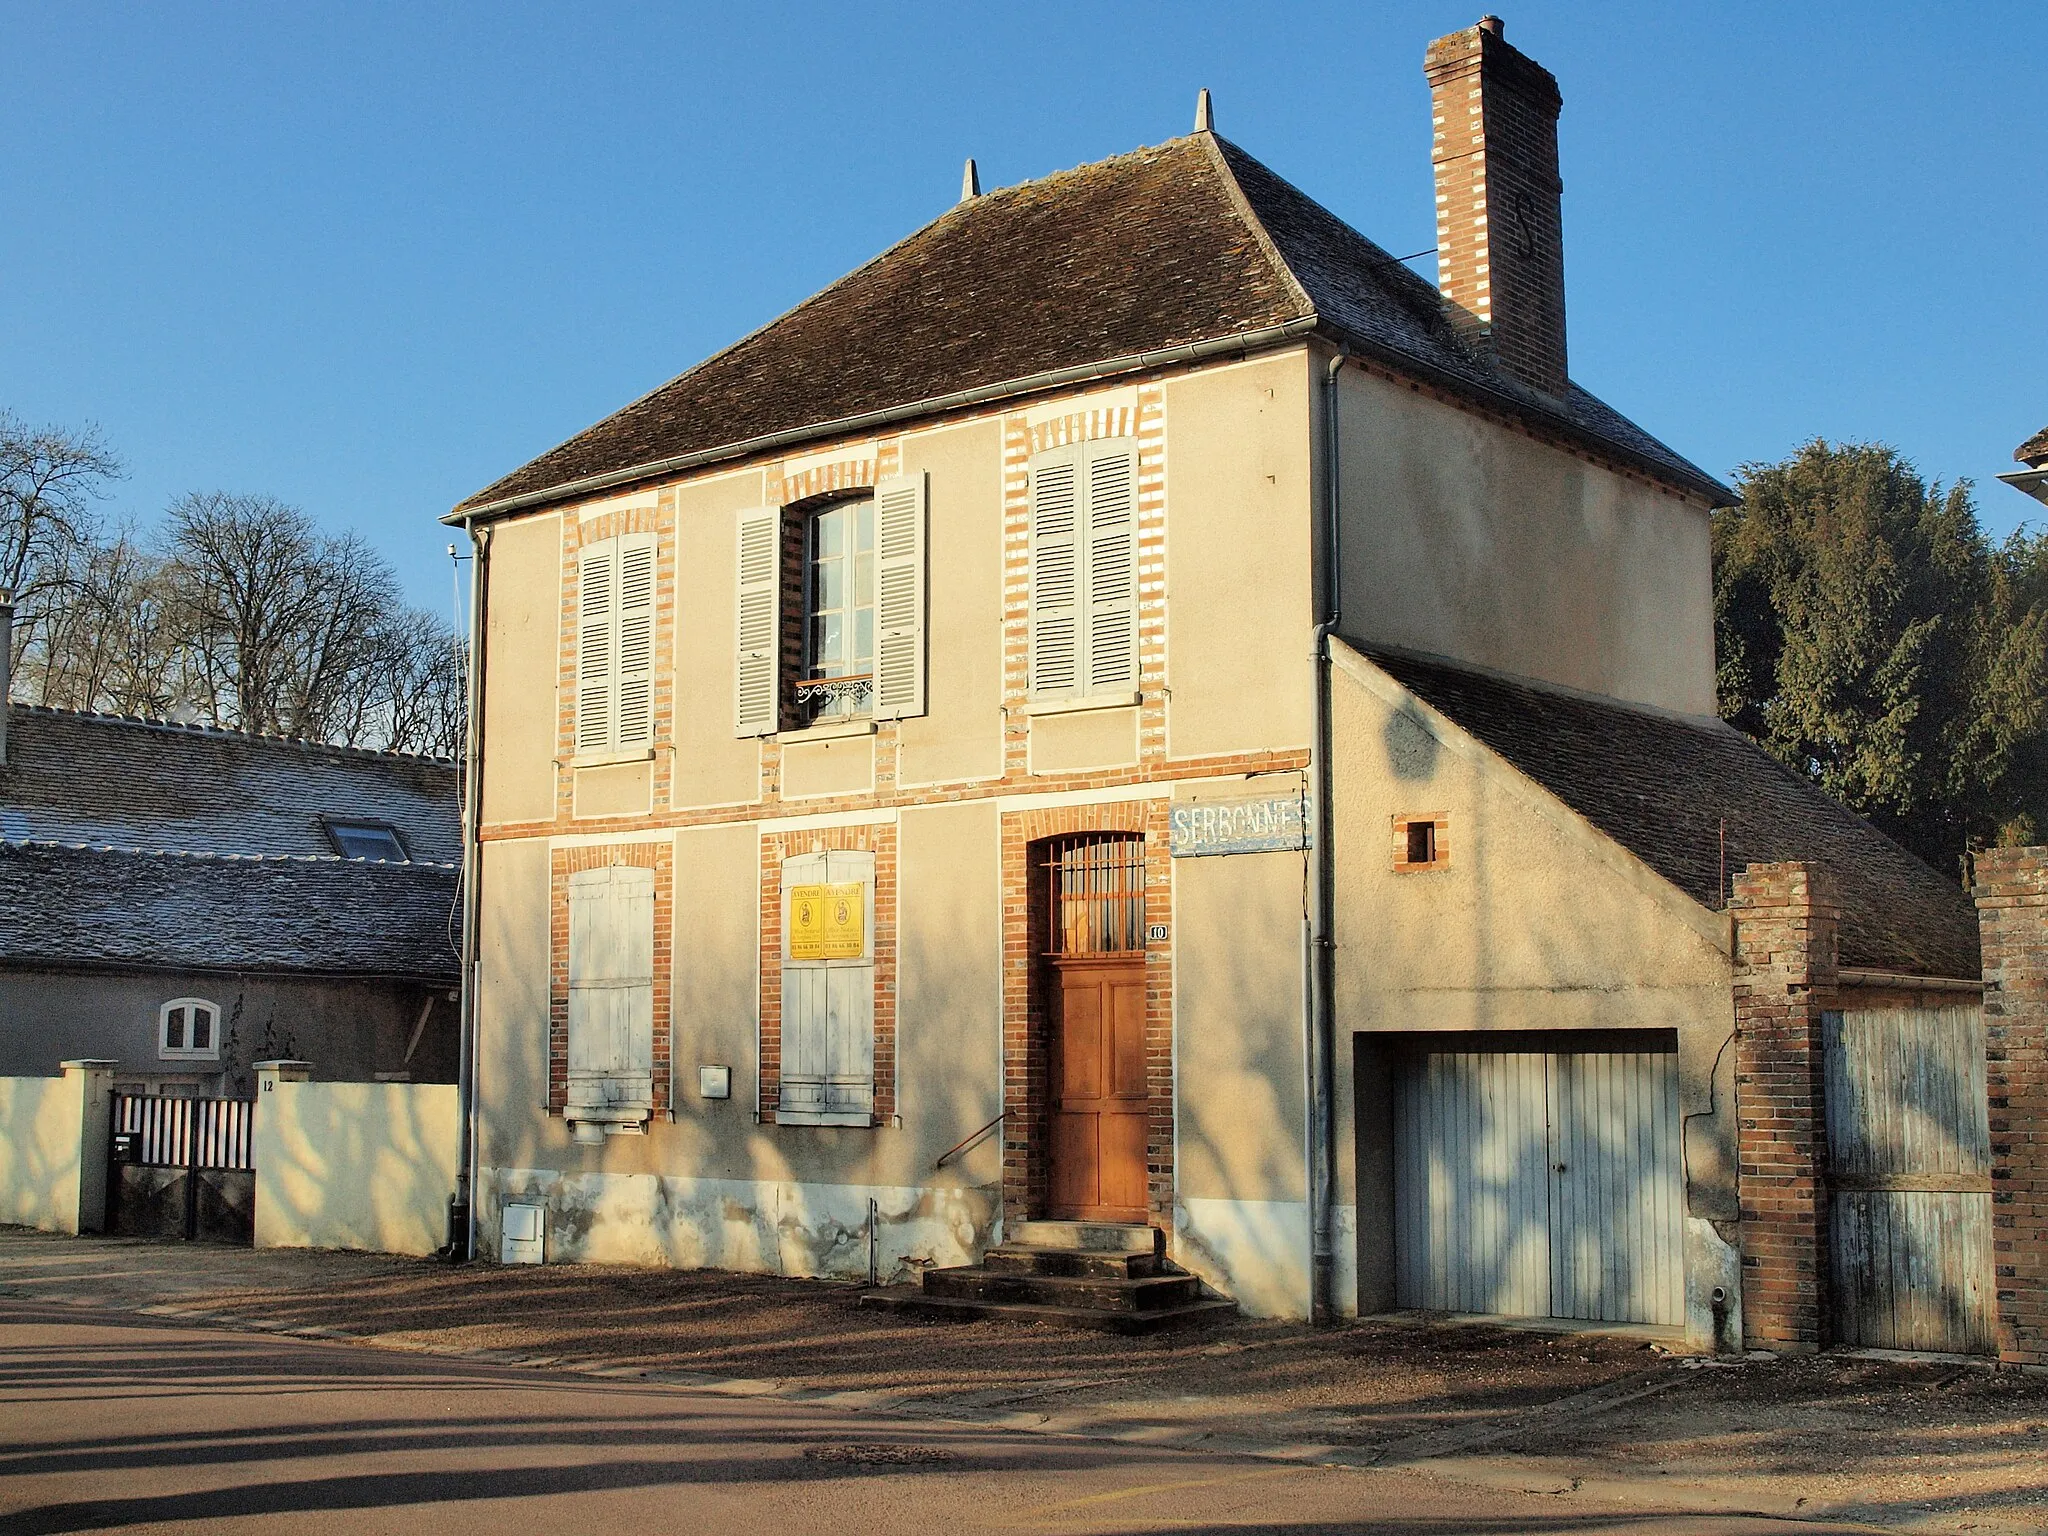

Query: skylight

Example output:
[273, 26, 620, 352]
[323, 820, 409, 862]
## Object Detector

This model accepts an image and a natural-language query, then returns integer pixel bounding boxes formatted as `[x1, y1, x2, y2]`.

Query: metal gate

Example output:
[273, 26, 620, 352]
[106, 1093, 256, 1243]
[1825, 1006, 1994, 1353]
[1394, 1046, 1684, 1325]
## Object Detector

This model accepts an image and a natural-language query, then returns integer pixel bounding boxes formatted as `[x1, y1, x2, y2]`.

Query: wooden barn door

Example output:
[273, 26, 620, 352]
[1825, 1005, 1995, 1353]
[1041, 835, 1149, 1223]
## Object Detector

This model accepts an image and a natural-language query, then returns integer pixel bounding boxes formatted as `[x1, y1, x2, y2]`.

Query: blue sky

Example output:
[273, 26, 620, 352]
[4, 1, 2040, 610]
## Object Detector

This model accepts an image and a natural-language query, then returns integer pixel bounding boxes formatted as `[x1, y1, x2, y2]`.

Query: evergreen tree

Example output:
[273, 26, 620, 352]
[1714, 440, 2048, 878]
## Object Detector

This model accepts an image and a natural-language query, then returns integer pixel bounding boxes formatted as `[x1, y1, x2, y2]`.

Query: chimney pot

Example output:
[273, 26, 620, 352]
[1424, 17, 1570, 398]
[1194, 87, 1214, 133]
[960, 157, 981, 201]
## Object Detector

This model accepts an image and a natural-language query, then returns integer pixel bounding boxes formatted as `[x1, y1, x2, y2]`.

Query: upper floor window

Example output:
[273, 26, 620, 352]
[160, 998, 221, 1061]
[733, 475, 927, 737]
[576, 533, 657, 753]
[321, 818, 408, 862]
[1029, 439, 1137, 702]
[800, 498, 875, 723]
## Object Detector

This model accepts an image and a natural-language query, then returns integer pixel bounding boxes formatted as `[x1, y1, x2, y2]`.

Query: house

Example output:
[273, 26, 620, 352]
[449, 17, 1979, 1344]
[0, 598, 463, 1095]
[2000, 426, 2048, 505]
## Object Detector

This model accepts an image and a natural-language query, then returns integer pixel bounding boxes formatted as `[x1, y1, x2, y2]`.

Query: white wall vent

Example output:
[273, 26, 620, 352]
[500, 1202, 545, 1265]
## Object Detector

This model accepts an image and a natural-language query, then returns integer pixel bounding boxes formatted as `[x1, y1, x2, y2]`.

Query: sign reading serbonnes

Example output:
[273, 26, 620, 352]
[1168, 795, 1312, 858]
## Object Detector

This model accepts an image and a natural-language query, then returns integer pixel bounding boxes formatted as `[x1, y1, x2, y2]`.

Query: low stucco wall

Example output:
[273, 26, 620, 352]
[0, 1065, 110, 1235]
[254, 1081, 459, 1256]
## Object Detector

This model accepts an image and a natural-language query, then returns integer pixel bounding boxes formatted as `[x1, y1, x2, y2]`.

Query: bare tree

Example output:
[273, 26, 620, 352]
[18, 532, 179, 716]
[10, 416, 465, 754]
[0, 413, 122, 683]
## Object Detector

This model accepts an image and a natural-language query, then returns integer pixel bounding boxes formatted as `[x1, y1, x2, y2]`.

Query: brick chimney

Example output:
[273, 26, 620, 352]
[1425, 16, 1568, 398]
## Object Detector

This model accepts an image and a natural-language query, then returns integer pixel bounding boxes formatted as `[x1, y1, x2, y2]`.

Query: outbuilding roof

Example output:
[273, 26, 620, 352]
[1362, 646, 1982, 980]
[0, 844, 459, 982]
[0, 706, 459, 864]
[454, 132, 1729, 519]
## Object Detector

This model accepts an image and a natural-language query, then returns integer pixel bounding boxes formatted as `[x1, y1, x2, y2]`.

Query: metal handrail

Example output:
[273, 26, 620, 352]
[934, 1110, 1005, 1170]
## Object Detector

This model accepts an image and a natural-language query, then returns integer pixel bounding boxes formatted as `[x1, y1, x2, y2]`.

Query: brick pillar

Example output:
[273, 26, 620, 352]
[1974, 846, 2048, 1367]
[1730, 861, 1838, 1350]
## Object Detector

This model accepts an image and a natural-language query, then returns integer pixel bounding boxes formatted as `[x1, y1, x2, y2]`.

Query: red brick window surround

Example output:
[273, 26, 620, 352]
[1001, 800, 1174, 1223]
[548, 842, 673, 1120]
[758, 823, 897, 1126]
[1392, 814, 1451, 872]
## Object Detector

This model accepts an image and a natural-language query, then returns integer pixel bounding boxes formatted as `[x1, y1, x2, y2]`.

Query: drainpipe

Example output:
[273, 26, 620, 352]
[452, 522, 491, 1261]
[1305, 352, 1345, 1324]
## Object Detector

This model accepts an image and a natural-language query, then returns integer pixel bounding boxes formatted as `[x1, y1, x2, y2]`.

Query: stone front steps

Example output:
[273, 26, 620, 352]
[858, 1220, 1236, 1335]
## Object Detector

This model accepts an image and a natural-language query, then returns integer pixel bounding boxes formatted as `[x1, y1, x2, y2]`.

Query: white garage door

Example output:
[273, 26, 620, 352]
[1393, 1047, 1683, 1326]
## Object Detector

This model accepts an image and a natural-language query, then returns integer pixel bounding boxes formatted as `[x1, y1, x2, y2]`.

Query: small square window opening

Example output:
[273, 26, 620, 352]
[1394, 815, 1448, 871]
[1406, 820, 1435, 866]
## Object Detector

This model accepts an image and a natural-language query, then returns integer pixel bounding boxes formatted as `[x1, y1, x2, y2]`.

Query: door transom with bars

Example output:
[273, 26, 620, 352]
[1043, 834, 1146, 956]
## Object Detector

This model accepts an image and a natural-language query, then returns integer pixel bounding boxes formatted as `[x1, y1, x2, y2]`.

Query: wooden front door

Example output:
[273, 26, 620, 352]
[1048, 954, 1149, 1221]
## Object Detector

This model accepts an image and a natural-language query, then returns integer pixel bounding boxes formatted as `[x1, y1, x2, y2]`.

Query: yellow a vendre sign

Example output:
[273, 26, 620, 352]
[789, 882, 866, 960]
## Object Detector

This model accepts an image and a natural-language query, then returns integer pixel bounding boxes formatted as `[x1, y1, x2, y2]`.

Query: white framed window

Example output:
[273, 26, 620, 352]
[1028, 439, 1137, 701]
[733, 475, 926, 738]
[777, 849, 876, 1126]
[575, 533, 658, 753]
[800, 497, 876, 723]
[159, 998, 222, 1061]
[565, 864, 655, 1141]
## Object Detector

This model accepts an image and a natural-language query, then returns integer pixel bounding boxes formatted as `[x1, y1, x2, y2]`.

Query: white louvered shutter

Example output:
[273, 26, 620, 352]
[822, 850, 876, 1119]
[777, 849, 876, 1125]
[576, 542, 615, 750]
[779, 851, 830, 1116]
[567, 865, 655, 1121]
[733, 508, 781, 736]
[872, 473, 927, 720]
[1028, 451, 1081, 698]
[1082, 442, 1137, 693]
[614, 534, 657, 746]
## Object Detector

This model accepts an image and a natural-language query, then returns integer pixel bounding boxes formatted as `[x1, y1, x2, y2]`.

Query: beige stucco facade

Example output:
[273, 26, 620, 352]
[1331, 364, 1716, 716]
[466, 341, 1740, 1334]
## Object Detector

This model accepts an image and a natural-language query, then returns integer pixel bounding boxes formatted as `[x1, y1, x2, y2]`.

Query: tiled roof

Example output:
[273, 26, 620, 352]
[1362, 646, 1981, 980]
[0, 706, 459, 863]
[0, 844, 460, 982]
[455, 133, 1728, 517]
[2017, 426, 2048, 469]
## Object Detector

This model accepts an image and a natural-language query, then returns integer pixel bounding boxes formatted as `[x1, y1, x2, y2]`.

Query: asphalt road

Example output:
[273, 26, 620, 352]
[0, 1300, 1882, 1535]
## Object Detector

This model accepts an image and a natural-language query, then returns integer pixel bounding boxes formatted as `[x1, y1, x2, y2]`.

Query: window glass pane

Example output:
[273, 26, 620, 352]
[192, 1009, 212, 1050]
[853, 550, 873, 606]
[328, 824, 406, 861]
[855, 500, 873, 554]
[816, 555, 843, 611]
[816, 507, 844, 558]
[815, 613, 844, 671]
[165, 1008, 186, 1050]
[854, 607, 873, 668]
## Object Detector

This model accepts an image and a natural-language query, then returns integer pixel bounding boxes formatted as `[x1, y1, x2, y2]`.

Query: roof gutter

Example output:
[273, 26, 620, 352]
[1998, 466, 2048, 507]
[444, 317, 1323, 524]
